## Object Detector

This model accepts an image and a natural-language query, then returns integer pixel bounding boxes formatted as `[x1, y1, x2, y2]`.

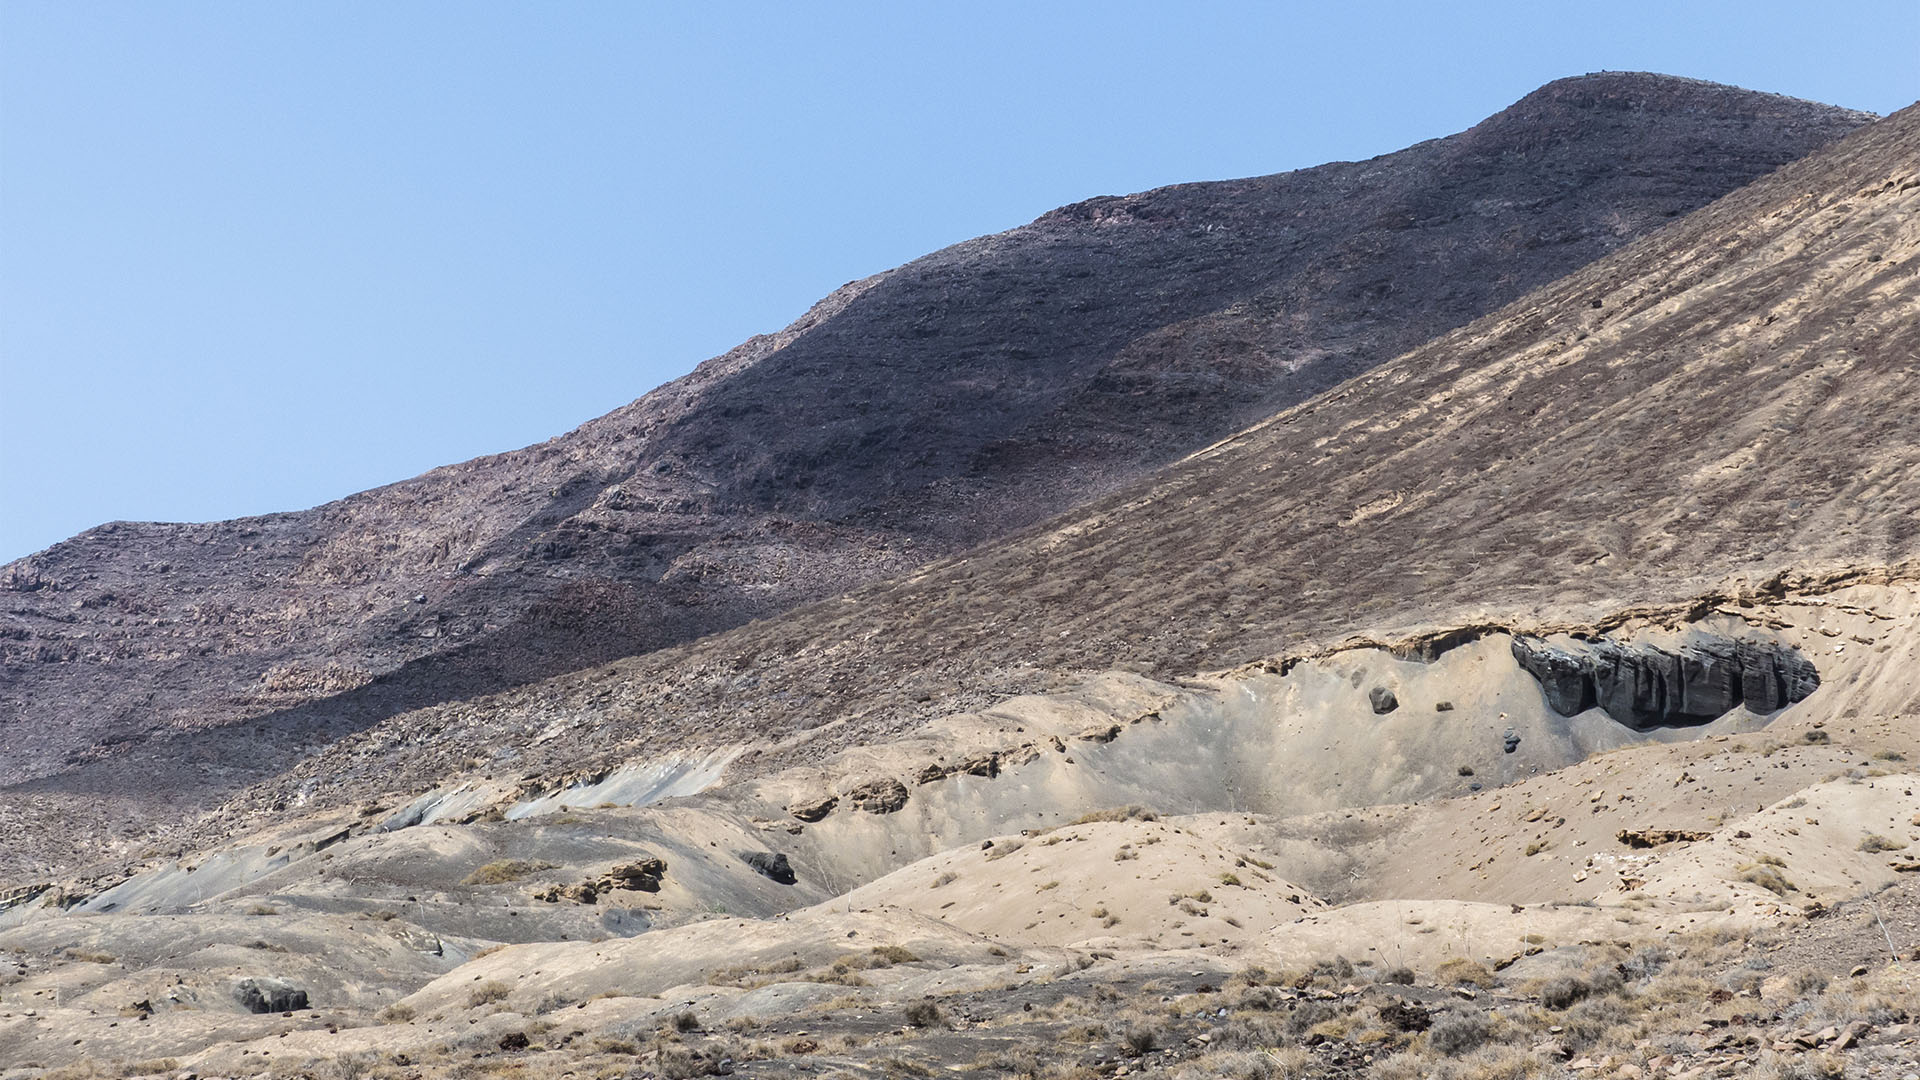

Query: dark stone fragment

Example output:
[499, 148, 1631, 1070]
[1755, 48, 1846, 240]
[604, 856, 667, 892]
[788, 795, 838, 822]
[1369, 686, 1399, 714]
[740, 851, 797, 885]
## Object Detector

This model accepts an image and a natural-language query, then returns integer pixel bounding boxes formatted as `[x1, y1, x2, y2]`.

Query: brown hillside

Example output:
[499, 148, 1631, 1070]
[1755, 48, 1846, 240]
[0, 74, 1869, 800]
[199, 98, 1920, 834]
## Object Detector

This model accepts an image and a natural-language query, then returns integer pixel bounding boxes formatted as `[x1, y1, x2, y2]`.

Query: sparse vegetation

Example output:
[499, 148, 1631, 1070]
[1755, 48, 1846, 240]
[1425, 1013, 1491, 1055]
[1070, 805, 1158, 825]
[1738, 862, 1796, 894]
[1433, 958, 1495, 988]
[904, 999, 946, 1028]
[467, 980, 512, 1007]
[462, 859, 558, 885]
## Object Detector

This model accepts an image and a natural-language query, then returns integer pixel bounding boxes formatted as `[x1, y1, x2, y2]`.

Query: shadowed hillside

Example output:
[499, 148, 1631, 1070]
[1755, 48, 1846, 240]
[0, 74, 1871, 804]
[202, 98, 1920, 832]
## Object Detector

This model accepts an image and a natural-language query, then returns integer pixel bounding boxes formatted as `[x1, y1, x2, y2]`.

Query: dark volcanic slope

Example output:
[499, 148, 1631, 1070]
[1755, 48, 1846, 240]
[217, 99, 1920, 831]
[0, 74, 1869, 795]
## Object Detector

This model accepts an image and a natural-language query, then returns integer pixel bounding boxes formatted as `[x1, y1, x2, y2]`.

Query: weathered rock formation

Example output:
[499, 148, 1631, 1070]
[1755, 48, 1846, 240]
[232, 977, 309, 1014]
[1512, 636, 1819, 728]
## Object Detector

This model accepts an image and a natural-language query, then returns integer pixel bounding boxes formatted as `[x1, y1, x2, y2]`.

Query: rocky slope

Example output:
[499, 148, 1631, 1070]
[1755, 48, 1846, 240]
[1, 87, 1918, 1080]
[0, 74, 1872, 804]
[160, 96, 1915, 839]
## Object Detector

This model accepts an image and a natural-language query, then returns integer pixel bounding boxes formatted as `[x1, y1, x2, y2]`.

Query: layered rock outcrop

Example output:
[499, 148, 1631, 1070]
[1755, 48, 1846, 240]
[1511, 635, 1819, 728]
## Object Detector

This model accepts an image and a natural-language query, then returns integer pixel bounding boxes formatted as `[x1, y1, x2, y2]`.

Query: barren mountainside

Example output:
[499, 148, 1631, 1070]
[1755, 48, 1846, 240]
[0, 89, 1919, 1080]
[204, 96, 1920, 829]
[0, 74, 1872, 802]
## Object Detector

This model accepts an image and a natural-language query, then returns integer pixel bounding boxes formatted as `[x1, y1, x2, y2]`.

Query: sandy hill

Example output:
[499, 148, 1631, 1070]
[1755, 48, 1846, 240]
[0, 74, 1871, 822]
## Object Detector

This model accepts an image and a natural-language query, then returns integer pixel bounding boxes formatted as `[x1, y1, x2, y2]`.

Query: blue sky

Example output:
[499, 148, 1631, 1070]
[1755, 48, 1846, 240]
[2, 2, 1915, 561]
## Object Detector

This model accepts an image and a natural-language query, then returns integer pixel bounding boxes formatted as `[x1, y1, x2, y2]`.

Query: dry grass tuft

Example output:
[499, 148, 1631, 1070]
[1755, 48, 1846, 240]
[462, 859, 558, 886]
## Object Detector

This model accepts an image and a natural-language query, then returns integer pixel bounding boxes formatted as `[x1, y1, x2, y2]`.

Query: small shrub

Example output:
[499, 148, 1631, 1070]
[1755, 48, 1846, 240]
[1620, 945, 1670, 981]
[1804, 730, 1832, 744]
[1859, 834, 1907, 853]
[1122, 1025, 1163, 1056]
[1792, 970, 1830, 995]
[1284, 1001, 1338, 1037]
[1071, 805, 1158, 825]
[467, 981, 512, 1008]
[1380, 966, 1416, 985]
[379, 1002, 416, 1022]
[670, 1009, 701, 1032]
[1219, 872, 1243, 887]
[1434, 958, 1495, 988]
[1312, 955, 1355, 981]
[1207, 1013, 1288, 1050]
[247, 903, 279, 916]
[869, 944, 920, 965]
[1738, 864, 1796, 895]
[904, 999, 946, 1028]
[1427, 1013, 1490, 1055]
[1541, 976, 1593, 1010]
[931, 871, 959, 888]
[1872, 749, 1906, 762]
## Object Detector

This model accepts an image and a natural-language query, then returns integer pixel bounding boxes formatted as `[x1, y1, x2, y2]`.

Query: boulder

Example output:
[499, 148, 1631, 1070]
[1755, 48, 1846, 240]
[846, 777, 910, 814]
[739, 851, 797, 885]
[233, 977, 308, 1014]
[788, 795, 838, 822]
[604, 856, 667, 892]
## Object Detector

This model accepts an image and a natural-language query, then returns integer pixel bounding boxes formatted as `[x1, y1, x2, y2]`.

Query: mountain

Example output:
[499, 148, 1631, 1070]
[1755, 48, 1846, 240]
[1, 82, 1918, 1080]
[0, 74, 1871, 814]
[188, 93, 1916, 830]
[0, 84, 1915, 1080]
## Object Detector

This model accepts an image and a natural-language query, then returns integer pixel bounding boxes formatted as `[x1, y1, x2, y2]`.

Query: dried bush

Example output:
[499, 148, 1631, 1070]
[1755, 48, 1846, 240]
[462, 859, 556, 886]
[1070, 806, 1158, 825]
[1122, 1024, 1164, 1056]
[903, 999, 946, 1028]
[1426, 1013, 1491, 1056]
[1433, 958, 1496, 988]
[466, 980, 512, 1008]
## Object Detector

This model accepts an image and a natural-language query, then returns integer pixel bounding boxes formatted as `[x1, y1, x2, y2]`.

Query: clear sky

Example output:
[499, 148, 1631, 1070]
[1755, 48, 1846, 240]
[2, 2, 1915, 561]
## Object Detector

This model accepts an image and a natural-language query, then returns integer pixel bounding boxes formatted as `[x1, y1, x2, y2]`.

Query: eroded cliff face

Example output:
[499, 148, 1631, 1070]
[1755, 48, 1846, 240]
[1510, 634, 1820, 727]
